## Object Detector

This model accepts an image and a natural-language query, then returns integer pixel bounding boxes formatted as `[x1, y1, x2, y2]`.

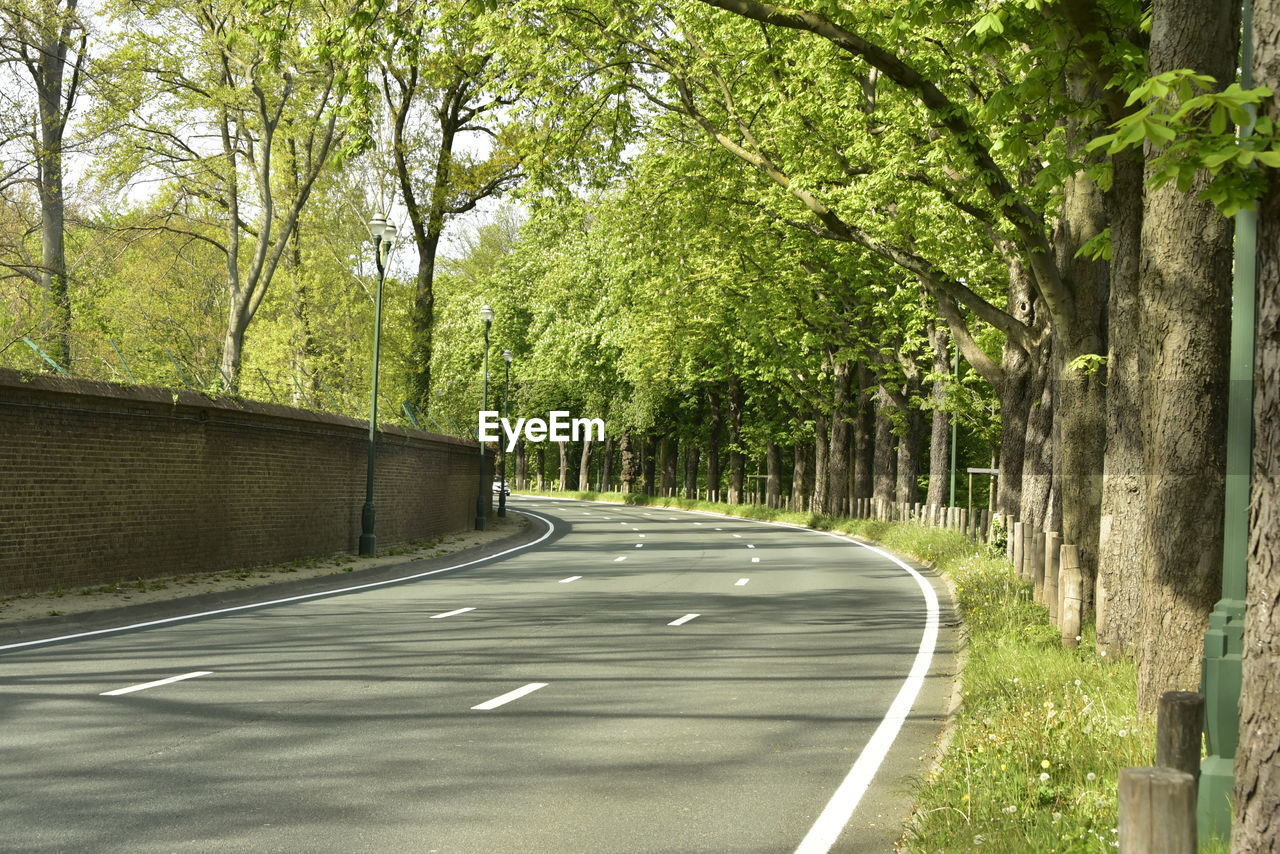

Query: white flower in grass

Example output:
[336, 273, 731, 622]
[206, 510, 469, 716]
[1086, 772, 1097, 782]
[1039, 772, 1051, 782]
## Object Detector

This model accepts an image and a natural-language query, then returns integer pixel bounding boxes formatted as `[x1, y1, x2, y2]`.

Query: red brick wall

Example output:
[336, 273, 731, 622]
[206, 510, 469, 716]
[0, 369, 491, 595]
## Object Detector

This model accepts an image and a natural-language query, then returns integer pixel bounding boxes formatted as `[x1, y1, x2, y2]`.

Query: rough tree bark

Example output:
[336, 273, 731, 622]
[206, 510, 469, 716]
[1135, 0, 1238, 708]
[600, 436, 614, 491]
[558, 440, 570, 491]
[812, 411, 829, 513]
[765, 442, 782, 508]
[706, 390, 722, 501]
[872, 392, 896, 503]
[659, 436, 677, 496]
[854, 365, 875, 501]
[1096, 148, 1149, 658]
[1235, 5, 1280, 841]
[792, 440, 811, 511]
[727, 377, 745, 503]
[619, 431, 636, 493]
[683, 443, 699, 498]
[827, 361, 852, 515]
[925, 322, 951, 507]
[642, 434, 657, 496]
[578, 438, 591, 492]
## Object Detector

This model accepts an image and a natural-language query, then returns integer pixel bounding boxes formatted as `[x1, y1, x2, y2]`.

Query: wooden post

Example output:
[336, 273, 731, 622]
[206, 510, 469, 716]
[1157, 691, 1205, 785]
[1006, 516, 1017, 562]
[1031, 528, 1046, 602]
[1044, 531, 1061, 625]
[1060, 544, 1083, 647]
[1012, 522, 1024, 575]
[1118, 767, 1196, 854]
[959, 508, 969, 538]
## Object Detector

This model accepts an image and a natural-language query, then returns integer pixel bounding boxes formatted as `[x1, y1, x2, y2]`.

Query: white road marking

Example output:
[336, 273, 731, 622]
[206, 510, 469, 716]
[735, 578, 750, 586]
[472, 683, 548, 711]
[430, 607, 475, 619]
[559, 576, 582, 583]
[2, 511, 558, 653]
[751, 557, 760, 563]
[635, 544, 643, 548]
[732, 534, 742, 538]
[747, 544, 755, 549]
[632, 527, 640, 531]
[668, 614, 700, 626]
[715, 527, 723, 531]
[638, 534, 646, 538]
[101, 671, 212, 696]
[614, 556, 627, 562]
[694, 522, 703, 526]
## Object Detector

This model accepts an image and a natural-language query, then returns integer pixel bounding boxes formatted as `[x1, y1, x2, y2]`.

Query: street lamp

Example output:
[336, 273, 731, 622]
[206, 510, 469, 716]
[360, 214, 397, 557]
[499, 349, 513, 518]
[475, 304, 494, 530]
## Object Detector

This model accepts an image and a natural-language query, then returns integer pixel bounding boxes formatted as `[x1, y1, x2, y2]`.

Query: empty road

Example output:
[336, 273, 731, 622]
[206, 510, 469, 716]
[1, 496, 953, 853]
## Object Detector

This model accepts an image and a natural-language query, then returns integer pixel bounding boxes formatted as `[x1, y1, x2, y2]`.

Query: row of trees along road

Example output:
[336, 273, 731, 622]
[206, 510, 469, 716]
[2, 0, 1278, 845]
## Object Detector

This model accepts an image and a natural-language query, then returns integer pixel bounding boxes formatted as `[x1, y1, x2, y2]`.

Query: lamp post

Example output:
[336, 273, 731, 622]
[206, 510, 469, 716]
[360, 214, 396, 557]
[499, 349, 512, 518]
[475, 304, 494, 530]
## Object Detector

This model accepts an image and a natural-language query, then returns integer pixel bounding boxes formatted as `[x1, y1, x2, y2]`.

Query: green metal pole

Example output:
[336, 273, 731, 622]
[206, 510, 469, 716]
[1199, 2, 1254, 840]
[498, 354, 510, 518]
[475, 317, 491, 530]
[359, 236, 387, 557]
[948, 348, 958, 506]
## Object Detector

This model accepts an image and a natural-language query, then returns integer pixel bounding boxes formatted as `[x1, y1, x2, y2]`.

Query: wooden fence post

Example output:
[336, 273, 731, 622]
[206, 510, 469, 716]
[1044, 532, 1061, 625]
[1157, 691, 1205, 785]
[1060, 544, 1083, 647]
[1031, 528, 1046, 603]
[1012, 522, 1024, 576]
[1006, 516, 1017, 562]
[1118, 767, 1196, 854]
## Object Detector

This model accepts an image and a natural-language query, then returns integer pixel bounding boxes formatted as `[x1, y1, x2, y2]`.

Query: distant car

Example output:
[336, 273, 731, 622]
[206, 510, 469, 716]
[492, 480, 510, 496]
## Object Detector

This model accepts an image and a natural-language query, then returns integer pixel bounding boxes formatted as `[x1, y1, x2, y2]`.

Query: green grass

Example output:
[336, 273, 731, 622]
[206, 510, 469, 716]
[524, 489, 1149, 852]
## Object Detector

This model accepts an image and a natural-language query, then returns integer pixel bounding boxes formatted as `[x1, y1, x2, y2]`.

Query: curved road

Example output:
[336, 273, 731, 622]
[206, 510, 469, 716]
[0, 496, 954, 853]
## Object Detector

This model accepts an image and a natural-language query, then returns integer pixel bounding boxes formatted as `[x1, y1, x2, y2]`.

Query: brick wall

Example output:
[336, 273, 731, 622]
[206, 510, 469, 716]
[0, 369, 491, 595]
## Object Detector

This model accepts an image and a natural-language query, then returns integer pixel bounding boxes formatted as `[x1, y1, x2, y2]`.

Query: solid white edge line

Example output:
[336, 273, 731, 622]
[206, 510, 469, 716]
[2, 510, 558, 653]
[559, 575, 582, 583]
[100, 670, 212, 696]
[735, 578, 750, 586]
[430, 607, 476, 619]
[472, 682, 548, 710]
[790, 532, 939, 854]
[510, 494, 941, 854]
[613, 556, 627, 562]
[668, 613, 700, 626]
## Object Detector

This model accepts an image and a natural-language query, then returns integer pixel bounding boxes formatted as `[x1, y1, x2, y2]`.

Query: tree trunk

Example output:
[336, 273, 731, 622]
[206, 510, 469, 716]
[659, 436, 677, 496]
[558, 440, 570, 491]
[727, 377, 745, 503]
[827, 361, 852, 515]
[926, 323, 951, 507]
[1096, 148, 1148, 658]
[706, 390, 722, 501]
[620, 431, 637, 493]
[642, 434, 657, 496]
[578, 438, 592, 492]
[765, 442, 782, 509]
[812, 412, 829, 513]
[683, 443, 700, 499]
[1235, 9, 1280, 842]
[535, 446, 545, 491]
[854, 365, 875, 501]
[1135, 0, 1238, 709]
[515, 439, 527, 490]
[873, 392, 896, 503]
[792, 441, 811, 511]
[601, 435, 614, 491]
[1022, 347, 1055, 532]
[896, 408, 925, 505]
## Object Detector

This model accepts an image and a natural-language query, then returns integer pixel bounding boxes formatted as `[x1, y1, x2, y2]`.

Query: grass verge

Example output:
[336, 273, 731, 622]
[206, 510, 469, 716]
[520, 489, 1150, 852]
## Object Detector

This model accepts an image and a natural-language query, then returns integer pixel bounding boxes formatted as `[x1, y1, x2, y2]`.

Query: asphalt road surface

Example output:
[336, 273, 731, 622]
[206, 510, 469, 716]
[1, 496, 954, 853]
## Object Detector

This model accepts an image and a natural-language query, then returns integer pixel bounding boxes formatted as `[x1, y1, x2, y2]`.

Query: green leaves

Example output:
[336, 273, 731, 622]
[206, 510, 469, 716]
[1088, 69, 1279, 216]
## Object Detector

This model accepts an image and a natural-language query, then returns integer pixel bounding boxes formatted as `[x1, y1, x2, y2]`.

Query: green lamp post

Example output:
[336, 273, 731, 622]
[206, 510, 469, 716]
[498, 349, 512, 518]
[475, 304, 494, 531]
[360, 214, 396, 557]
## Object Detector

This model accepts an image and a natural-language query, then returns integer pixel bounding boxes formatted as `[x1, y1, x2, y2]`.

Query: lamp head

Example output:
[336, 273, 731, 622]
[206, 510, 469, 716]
[368, 215, 387, 240]
[503, 349, 513, 363]
[480, 305, 495, 323]
[382, 222, 397, 241]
